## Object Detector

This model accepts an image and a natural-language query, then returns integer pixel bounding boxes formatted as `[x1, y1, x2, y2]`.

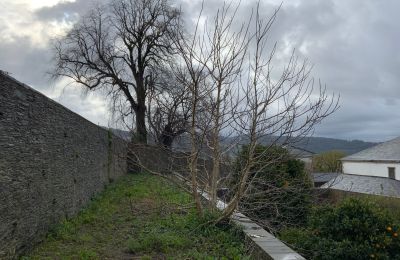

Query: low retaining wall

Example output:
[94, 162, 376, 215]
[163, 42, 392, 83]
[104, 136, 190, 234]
[131, 145, 305, 259]
[232, 212, 305, 259]
[127, 144, 192, 175]
[0, 72, 127, 258]
[173, 173, 305, 260]
[127, 144, 231, 186]
[205, 193, 305, 260]
[317, 188, 400, 210]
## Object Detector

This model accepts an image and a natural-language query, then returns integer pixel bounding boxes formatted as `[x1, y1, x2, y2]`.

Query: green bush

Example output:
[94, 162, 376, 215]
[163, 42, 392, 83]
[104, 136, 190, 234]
[280, 198, 400, 259]
[312, 150, 346, 173]
[231, 145, 313, 230]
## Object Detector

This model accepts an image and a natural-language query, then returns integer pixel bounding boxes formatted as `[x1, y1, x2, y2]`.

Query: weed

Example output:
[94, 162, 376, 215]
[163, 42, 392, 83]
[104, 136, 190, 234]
[78, 249, 98, 259]
[23, 173, 249, 259]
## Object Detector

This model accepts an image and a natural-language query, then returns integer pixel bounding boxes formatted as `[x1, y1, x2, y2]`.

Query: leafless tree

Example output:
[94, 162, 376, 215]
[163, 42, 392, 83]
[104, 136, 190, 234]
[166, 1, 338, 222]
[147, 65, 191, 148]
[52, 0, 180, 143]
[125, 0, 339, 226]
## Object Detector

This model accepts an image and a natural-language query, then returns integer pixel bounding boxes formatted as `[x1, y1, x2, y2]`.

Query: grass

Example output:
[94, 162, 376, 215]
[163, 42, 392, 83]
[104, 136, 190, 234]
[22, 173, 249, 259]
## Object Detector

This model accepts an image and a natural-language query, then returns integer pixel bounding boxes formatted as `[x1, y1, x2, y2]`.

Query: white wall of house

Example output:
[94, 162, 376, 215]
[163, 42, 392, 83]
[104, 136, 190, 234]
[342, 161, 400, 180]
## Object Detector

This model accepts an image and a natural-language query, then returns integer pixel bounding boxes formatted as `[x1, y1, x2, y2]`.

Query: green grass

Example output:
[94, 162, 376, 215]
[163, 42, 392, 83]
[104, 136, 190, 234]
[22, 173, 249, 259]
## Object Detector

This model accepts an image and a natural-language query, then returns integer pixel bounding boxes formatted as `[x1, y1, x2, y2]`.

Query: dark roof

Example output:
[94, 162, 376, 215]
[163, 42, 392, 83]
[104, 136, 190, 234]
[321, 174, 400, 198]
[312, 172, 340, 183]
[342, 136, 400, 162]
[287, 147, 314, 158]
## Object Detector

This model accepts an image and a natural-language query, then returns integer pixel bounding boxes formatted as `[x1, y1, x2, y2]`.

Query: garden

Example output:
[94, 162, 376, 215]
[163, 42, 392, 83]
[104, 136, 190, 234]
[22, 173, 250, 259]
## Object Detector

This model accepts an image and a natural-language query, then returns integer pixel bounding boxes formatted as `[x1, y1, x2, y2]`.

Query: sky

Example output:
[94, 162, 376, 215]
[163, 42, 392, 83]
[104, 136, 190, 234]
[1, 0, 399, 142]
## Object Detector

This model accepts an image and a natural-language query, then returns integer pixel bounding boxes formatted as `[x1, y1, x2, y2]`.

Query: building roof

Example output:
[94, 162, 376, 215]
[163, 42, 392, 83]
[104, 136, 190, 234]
[287, 146, 314, 158]
[320, 174, 400, 198]
[341, 136, 400, 162]
[312, 172, 340, 183]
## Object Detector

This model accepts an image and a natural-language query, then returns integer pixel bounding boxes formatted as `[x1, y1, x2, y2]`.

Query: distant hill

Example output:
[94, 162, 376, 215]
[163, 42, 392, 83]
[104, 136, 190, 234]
[226, 135, 378, 156]
[104, 127, 378, 156]
[102, 127, 132, 141]
[285, 136, 378, 155]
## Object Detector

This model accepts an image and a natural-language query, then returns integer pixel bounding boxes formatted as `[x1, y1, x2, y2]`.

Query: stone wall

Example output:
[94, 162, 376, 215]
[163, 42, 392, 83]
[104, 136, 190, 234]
[127, 144, 231, 187]
[0, 72, 127, 258]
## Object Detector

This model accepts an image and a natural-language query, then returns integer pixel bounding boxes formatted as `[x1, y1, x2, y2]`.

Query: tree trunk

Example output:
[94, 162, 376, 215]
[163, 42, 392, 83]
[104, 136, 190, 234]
[128, 96, 147, 174]
[160, 124, 174, 149]
[134, 77, 147, 144]
[135, 104, 147, 144]
[210, 82, 222, 208]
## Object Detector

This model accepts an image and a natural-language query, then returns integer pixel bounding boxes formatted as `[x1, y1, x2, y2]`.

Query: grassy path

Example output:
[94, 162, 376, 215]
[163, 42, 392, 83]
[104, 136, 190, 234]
[22, 173, 249, 259]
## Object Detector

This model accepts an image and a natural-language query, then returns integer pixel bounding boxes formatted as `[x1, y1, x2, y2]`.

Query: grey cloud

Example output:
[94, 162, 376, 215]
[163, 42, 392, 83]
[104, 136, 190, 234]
[255, 0, 400, 141]
[181, 0, 400, 141]
[314, 95, 400, 142]
[0, 36, 53, 90]
[2, 0, 400, 142]
[55, 86, 111, 127]
[34, 0, 104, 22]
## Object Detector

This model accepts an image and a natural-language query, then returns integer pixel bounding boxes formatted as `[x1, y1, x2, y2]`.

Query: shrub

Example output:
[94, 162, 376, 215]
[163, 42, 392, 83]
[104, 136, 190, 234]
[280, 198, 400, 259]
[312, 150, 346, 173]
[231, 145, 313, 230]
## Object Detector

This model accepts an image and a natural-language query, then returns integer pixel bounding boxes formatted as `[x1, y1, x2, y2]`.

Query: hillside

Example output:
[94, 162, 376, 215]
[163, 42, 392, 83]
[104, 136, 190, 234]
[286, 136, 378, 155]
[106, 128, 378, 156]
[226, 135, 378, 156]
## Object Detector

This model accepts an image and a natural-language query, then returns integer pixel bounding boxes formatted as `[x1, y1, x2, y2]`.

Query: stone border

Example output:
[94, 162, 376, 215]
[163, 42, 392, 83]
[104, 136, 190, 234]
[172, 172, 305, 259]
[200, 192, 305, 260]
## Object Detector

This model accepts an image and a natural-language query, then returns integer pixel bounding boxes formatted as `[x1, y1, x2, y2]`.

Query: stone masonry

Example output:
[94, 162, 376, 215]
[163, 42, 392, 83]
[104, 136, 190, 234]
[0, 72, 127, 258]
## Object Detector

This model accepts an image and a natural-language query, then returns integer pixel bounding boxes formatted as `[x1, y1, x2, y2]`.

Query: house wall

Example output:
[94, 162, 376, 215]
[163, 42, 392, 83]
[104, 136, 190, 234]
[342, 161, 400, 180]
[0, 72, 127, 258]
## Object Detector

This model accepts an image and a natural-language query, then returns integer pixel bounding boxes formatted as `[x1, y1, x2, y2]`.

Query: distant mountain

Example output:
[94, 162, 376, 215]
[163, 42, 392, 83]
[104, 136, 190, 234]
[106, 128, 158, 144]
[102, 127, 132, 141]
[285, 136, 378, 155]
[225, 135, 378, 156]
[104, 127, 378, 156]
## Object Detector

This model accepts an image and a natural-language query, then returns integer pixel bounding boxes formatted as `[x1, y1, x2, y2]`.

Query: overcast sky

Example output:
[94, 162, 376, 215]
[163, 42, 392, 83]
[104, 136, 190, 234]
[1, 0, 399, 142]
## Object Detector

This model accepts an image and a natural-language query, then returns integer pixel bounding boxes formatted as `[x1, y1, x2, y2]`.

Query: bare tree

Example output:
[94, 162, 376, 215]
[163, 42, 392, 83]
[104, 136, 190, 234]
[230, 144, 314, 233]
[147, 65, 191, 148]
[52, 0, 180, 143]
[126, 1, 338, 226]
[170, 1, 339, 222]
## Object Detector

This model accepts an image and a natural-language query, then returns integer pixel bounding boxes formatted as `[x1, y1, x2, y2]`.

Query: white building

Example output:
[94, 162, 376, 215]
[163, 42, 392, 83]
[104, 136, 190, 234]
[341, 136, 400, 180]
[320, 137, 400, 198]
